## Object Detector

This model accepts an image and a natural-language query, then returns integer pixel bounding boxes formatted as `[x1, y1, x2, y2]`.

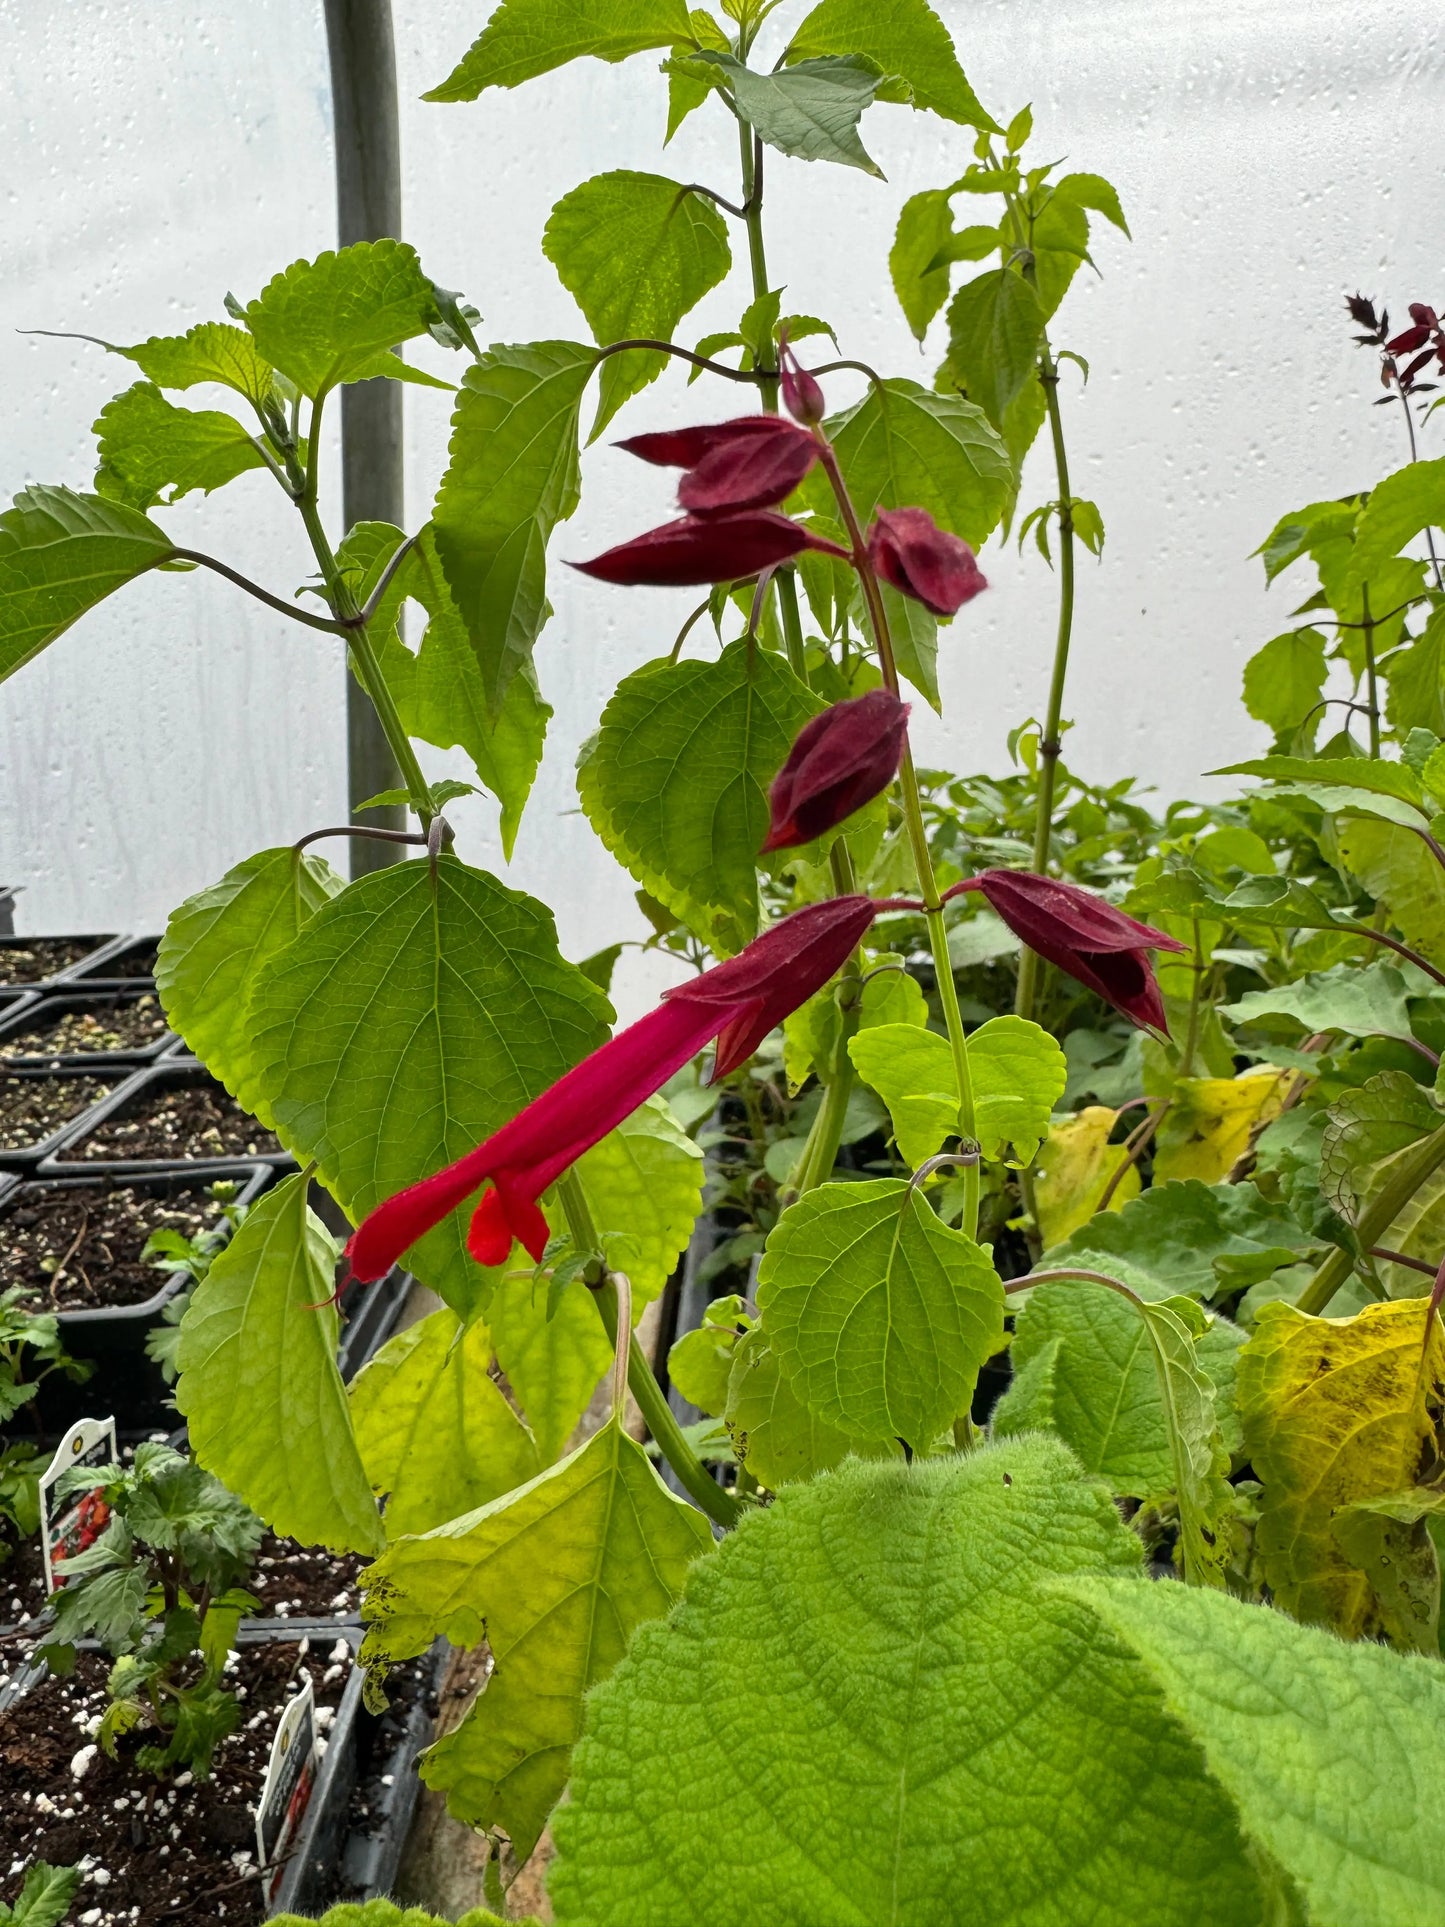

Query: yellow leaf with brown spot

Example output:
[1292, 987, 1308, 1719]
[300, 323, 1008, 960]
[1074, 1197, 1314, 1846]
[1034, 1106, 1141, 1248]
[1154, 1068, 1288, 1184]
[1238, 1297, 1445, 1639]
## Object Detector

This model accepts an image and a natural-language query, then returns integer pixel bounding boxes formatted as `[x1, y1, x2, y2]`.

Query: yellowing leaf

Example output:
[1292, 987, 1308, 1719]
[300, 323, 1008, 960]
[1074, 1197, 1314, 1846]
[1238, 1298, 1445, 1638]
[1154, 1069, 1288, 1184]
[488, 1275, 615, 1464]
[349, 1307, 542, 1537]
[360, 1420, 711, 1862]
[1035, 1106, 1140, 1248]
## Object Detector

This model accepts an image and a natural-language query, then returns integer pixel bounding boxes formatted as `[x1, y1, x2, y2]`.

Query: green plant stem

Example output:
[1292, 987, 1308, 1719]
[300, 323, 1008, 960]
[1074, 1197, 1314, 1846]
[1014, 343, 1076, 1024]
[815, 445, 981, 1237]
[1297, 1120, 1445, 1314]
[1360, 582, 1380, 756]
[293, 399, 434, 826]
[557, 1171, 740, 1527]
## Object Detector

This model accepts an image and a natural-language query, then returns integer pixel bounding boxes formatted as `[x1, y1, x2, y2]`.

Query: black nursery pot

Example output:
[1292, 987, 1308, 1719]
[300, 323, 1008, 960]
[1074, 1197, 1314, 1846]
[0, 933, 126, 989]
[65, 934, 161, 989]
[0, 1063, 135, 1172]
[42, 1060, 296, 1176]
[0, 1163, 275, 1437]
[0, 988, 174, 1070]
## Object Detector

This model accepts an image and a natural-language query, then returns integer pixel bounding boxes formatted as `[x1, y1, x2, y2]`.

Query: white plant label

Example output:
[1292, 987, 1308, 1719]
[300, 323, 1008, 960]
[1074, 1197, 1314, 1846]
[38, 1414, 117, 1593]
[256, 1674, 319, 1896]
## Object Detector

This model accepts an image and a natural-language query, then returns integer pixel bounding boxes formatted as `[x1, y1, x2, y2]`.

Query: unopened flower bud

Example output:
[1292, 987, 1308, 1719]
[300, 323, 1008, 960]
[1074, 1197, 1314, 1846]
[867, 507, 987, 617]
[763, 689, 910, 852]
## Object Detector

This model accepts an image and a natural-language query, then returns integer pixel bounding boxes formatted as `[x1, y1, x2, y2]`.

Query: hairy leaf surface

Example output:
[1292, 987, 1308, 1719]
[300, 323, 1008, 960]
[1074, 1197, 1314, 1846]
[243, 240, 445, 397]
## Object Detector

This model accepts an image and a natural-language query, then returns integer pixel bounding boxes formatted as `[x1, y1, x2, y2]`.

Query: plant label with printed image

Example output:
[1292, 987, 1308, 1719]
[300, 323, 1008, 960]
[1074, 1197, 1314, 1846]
[257, 1675, 318, 1896]
[38, 1415, 117, 1592]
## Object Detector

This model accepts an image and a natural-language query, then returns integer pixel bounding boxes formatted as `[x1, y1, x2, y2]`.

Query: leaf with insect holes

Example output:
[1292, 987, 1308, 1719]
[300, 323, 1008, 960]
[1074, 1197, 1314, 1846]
[755, 1178, 1004, 1446]
[549, 1439, 1264, 1927]
[577, 639, 821, 955]
[359, 1419, 712, 1862]
[245, 857, 612, 1322]
[543, 173, 730, 436]
[426, 0, 692, 100]
[785, 0, 999, 130]
[93, 383, 266, 509]
[431, 341, 596, 711]
[0, 485, 174, 683]
[242, 241, 449, 398]
[1068, 1575, 1445, 1927]
[338, 522, 551, 857]
[1239, 1297, 1445, 1639]
[176, 1174, 384, 1555]
[350, 1307, 542, 1537]
[157, 846, 344, 1126]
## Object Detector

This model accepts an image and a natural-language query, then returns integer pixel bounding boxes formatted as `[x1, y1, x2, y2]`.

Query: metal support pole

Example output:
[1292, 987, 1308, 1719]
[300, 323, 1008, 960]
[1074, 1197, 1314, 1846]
[324, 0, 407, 876]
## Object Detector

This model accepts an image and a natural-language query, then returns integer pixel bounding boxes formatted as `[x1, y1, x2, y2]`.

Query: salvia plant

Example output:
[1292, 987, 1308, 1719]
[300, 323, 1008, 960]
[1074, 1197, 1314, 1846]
[4, 0, 1445, 1919]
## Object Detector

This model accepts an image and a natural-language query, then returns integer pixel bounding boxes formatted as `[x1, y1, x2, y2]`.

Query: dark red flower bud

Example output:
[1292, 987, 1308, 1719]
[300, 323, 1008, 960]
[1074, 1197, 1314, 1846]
[1409, 303, 1438, 329]
[1388, 324, 1431, 355]
[618, 416, 819, 515]
[867, 507, 987, 617]
[780, 334, 827, 427]
[572, 511, 847, 588]
[949, 869, 1187, 1033]
[762, 689, 909, 853]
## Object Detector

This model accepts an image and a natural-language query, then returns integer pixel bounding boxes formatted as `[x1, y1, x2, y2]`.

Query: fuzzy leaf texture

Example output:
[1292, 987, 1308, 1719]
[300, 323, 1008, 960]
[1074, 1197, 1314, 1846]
[0, 485, 173, 682]
[360, 1420, 711, 1862]
[272, 1906, 528, 1927]
[175, 1173, 384, 1554]
[1238, 1297, 1445, 1639]
[549, 1437, 1265, 1926]
[340, 521, 550, 856]
[431, 341, 595, 711]
[92, 381, 266, 509]
[242, 240, 447, 397]
[115, 320, 278, 408]
[426, 0, 691, 100]
[543, 171, 730, 434]
[785, 0, 998, 129]
[1069, 1577, 1445, 1927]
[156, 846, 344, 1126]
[577, 639, 820, 954]
[755, 1178, 1005, 1447]
[245, 857, 612, 1320]
[848, 1015, 1066, 1165]
[349, 1307, 542, 1537]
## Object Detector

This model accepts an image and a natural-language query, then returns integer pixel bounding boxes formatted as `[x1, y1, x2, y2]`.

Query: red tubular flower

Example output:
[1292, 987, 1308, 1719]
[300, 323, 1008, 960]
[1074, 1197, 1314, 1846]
[345, 896, 880, 1283]
[950, 869, 1187, 1032]
[1388, 324, 1432, 354]
[618, 417, 818, 515]
[867, 507, 987, 617]
[762, 689, 909, 852]
[572, 511, 846, 588]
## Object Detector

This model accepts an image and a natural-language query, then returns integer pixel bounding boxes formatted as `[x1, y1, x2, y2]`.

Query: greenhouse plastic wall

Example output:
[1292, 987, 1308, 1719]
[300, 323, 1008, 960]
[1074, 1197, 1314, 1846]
[3, 1, 1442, 1021]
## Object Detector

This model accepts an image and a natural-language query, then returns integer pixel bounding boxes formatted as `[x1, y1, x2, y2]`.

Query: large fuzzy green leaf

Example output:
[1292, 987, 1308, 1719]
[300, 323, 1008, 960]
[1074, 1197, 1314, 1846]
[1070, 1576, 1445, 1927]
[246, 856, 612, 1319]
[243, 240, 446, 398]
[156, 845, 344, 1124]
[697, 54, 886, 178]
[0, 485, 174, 683]
[273, 1906, 522, 1927]
[815, 378, 1010, 549]
[848, 1015, 1066, 1165]
[543, 171, 730, 434]
[486, 1276, 614, 1463]
[349, 1307, 542, 1537]
[786, 0, 998, 130]
[341, 521, 551, 855]
[426, 0, 691, 101]
[93, 382, 265, 509]
[756, 1178, 1004, 1447]
[360, 1419, 711, 1861]
[549, 1437, 1264, 1926]
[176, 1174, 384, 1554]
[577, 640, 819, 954]
[430, 341, 595, 710]
[1044, 1176, 1311, 1300]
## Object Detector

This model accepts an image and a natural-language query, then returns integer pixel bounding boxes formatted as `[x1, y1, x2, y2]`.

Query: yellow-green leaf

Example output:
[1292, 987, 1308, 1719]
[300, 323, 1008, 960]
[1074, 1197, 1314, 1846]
[1153, 1069, 1288, 1184]
[1035, 1105, 1140, 1247]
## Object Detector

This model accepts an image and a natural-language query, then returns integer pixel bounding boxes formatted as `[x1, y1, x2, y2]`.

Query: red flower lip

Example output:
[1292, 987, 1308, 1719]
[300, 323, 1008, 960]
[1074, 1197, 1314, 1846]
[948, 868, 1186, 1033]
[572, 510, 846, 588]
[344, 896, 880, 1284]
[618, 416, 818, 516]
[763, 689, 909, 852]
[868, 506, 987, 617]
